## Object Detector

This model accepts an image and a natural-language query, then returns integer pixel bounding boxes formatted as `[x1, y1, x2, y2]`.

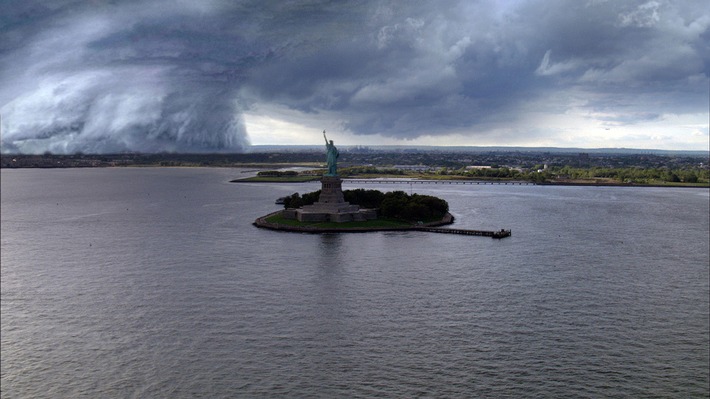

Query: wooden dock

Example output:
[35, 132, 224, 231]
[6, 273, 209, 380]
[416, 227, 511, 239]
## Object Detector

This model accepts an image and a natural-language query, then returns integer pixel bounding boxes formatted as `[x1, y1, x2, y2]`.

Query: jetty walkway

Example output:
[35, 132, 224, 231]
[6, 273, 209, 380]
[342, 179, 533, 185]
[416, 227, 511, 239]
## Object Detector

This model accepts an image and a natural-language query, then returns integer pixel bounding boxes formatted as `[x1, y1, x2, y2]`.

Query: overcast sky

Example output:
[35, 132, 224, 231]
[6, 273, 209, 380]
[1, 0, 708, 153]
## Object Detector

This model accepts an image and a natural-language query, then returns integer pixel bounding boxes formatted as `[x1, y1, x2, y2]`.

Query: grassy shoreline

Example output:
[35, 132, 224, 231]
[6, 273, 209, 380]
[265, 213, 414, 228]
[254, 211, 454, 233]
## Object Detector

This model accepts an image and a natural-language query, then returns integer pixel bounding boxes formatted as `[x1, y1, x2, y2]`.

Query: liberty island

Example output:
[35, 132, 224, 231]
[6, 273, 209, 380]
[253, 131, 510, 237]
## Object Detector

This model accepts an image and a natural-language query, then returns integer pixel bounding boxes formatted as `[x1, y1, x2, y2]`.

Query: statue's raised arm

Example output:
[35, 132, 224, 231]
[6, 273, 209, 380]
[323, 130, 328, 145]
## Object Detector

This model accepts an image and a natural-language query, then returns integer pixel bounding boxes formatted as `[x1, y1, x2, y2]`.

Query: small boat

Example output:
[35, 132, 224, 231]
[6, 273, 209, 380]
[275, 197, 287, 205]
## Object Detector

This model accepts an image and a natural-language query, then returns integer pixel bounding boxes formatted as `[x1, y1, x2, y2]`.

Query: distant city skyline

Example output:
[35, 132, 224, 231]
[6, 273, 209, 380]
[1, 0, 708, 154]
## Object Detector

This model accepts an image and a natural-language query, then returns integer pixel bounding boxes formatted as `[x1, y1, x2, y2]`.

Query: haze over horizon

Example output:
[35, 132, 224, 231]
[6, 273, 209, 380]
[1, 0, 709, 154]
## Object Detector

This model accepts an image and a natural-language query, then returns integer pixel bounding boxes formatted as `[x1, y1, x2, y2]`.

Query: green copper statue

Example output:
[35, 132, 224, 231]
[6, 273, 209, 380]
[323, 130, 339, 176]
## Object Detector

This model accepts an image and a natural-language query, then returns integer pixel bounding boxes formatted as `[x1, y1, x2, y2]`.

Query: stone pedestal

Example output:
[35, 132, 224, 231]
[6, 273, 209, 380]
[292, 176, 377, 223]
[318, 176, 346, 204]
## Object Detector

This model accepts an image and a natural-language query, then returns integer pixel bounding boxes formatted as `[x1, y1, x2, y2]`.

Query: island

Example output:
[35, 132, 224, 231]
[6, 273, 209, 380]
[254, 187, 455, 231]
[252, 132, 511, 238]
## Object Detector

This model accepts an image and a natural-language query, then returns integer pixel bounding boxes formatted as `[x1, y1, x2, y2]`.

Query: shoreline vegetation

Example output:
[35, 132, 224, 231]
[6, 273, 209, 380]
[254, 211, 455, 233]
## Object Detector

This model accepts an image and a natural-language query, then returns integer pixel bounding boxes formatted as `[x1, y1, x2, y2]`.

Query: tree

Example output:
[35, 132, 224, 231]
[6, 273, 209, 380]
[665, 172, 681, 182]
[282, 193, 301, 208]
[284, 188, 450, 222]
[343, 189, 385, 209]
[283, 190, 321, 208]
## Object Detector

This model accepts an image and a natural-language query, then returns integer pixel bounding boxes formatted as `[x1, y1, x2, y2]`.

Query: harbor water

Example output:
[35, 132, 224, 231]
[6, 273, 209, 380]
[2, 168, 708, 397]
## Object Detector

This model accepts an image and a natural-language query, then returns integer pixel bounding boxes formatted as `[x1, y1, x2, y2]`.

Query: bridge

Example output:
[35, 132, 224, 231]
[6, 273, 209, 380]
[342, 179, 534, 185]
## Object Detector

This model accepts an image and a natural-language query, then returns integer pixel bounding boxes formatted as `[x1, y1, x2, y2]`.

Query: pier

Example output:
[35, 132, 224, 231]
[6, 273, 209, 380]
[255, 211, 511, 238]
[342, 179, 533, 185]
[416, 227, 512, 239]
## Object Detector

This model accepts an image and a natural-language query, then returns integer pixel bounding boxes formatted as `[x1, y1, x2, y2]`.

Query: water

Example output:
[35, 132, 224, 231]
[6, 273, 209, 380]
[2, 168, 708, 398]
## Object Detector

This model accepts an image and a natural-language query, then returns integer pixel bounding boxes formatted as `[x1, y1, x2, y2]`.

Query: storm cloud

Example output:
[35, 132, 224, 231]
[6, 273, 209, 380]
[1, 0, 708, 153]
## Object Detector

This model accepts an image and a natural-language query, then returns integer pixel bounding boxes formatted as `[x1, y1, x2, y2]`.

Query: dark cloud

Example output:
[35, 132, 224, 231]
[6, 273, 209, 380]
[1, 0, 708, 153]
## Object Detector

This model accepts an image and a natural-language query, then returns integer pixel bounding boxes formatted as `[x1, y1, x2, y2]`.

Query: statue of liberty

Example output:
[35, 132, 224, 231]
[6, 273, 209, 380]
[323, 130, 339, 176]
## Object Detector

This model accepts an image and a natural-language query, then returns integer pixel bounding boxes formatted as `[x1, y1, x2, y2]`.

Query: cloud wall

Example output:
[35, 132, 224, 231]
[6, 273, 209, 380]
[1, 0, 708, 153]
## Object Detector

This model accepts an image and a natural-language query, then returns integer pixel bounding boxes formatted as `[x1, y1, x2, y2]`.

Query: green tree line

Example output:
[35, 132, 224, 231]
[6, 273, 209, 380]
[427, 165, 708, 184]
[282, 189, 449, 222]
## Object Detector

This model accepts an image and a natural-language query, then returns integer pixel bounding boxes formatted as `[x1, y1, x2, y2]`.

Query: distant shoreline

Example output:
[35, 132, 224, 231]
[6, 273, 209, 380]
[537, 181, 709, 189]
[2, 152, 707, 188]
[232, 176, 709, 189]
